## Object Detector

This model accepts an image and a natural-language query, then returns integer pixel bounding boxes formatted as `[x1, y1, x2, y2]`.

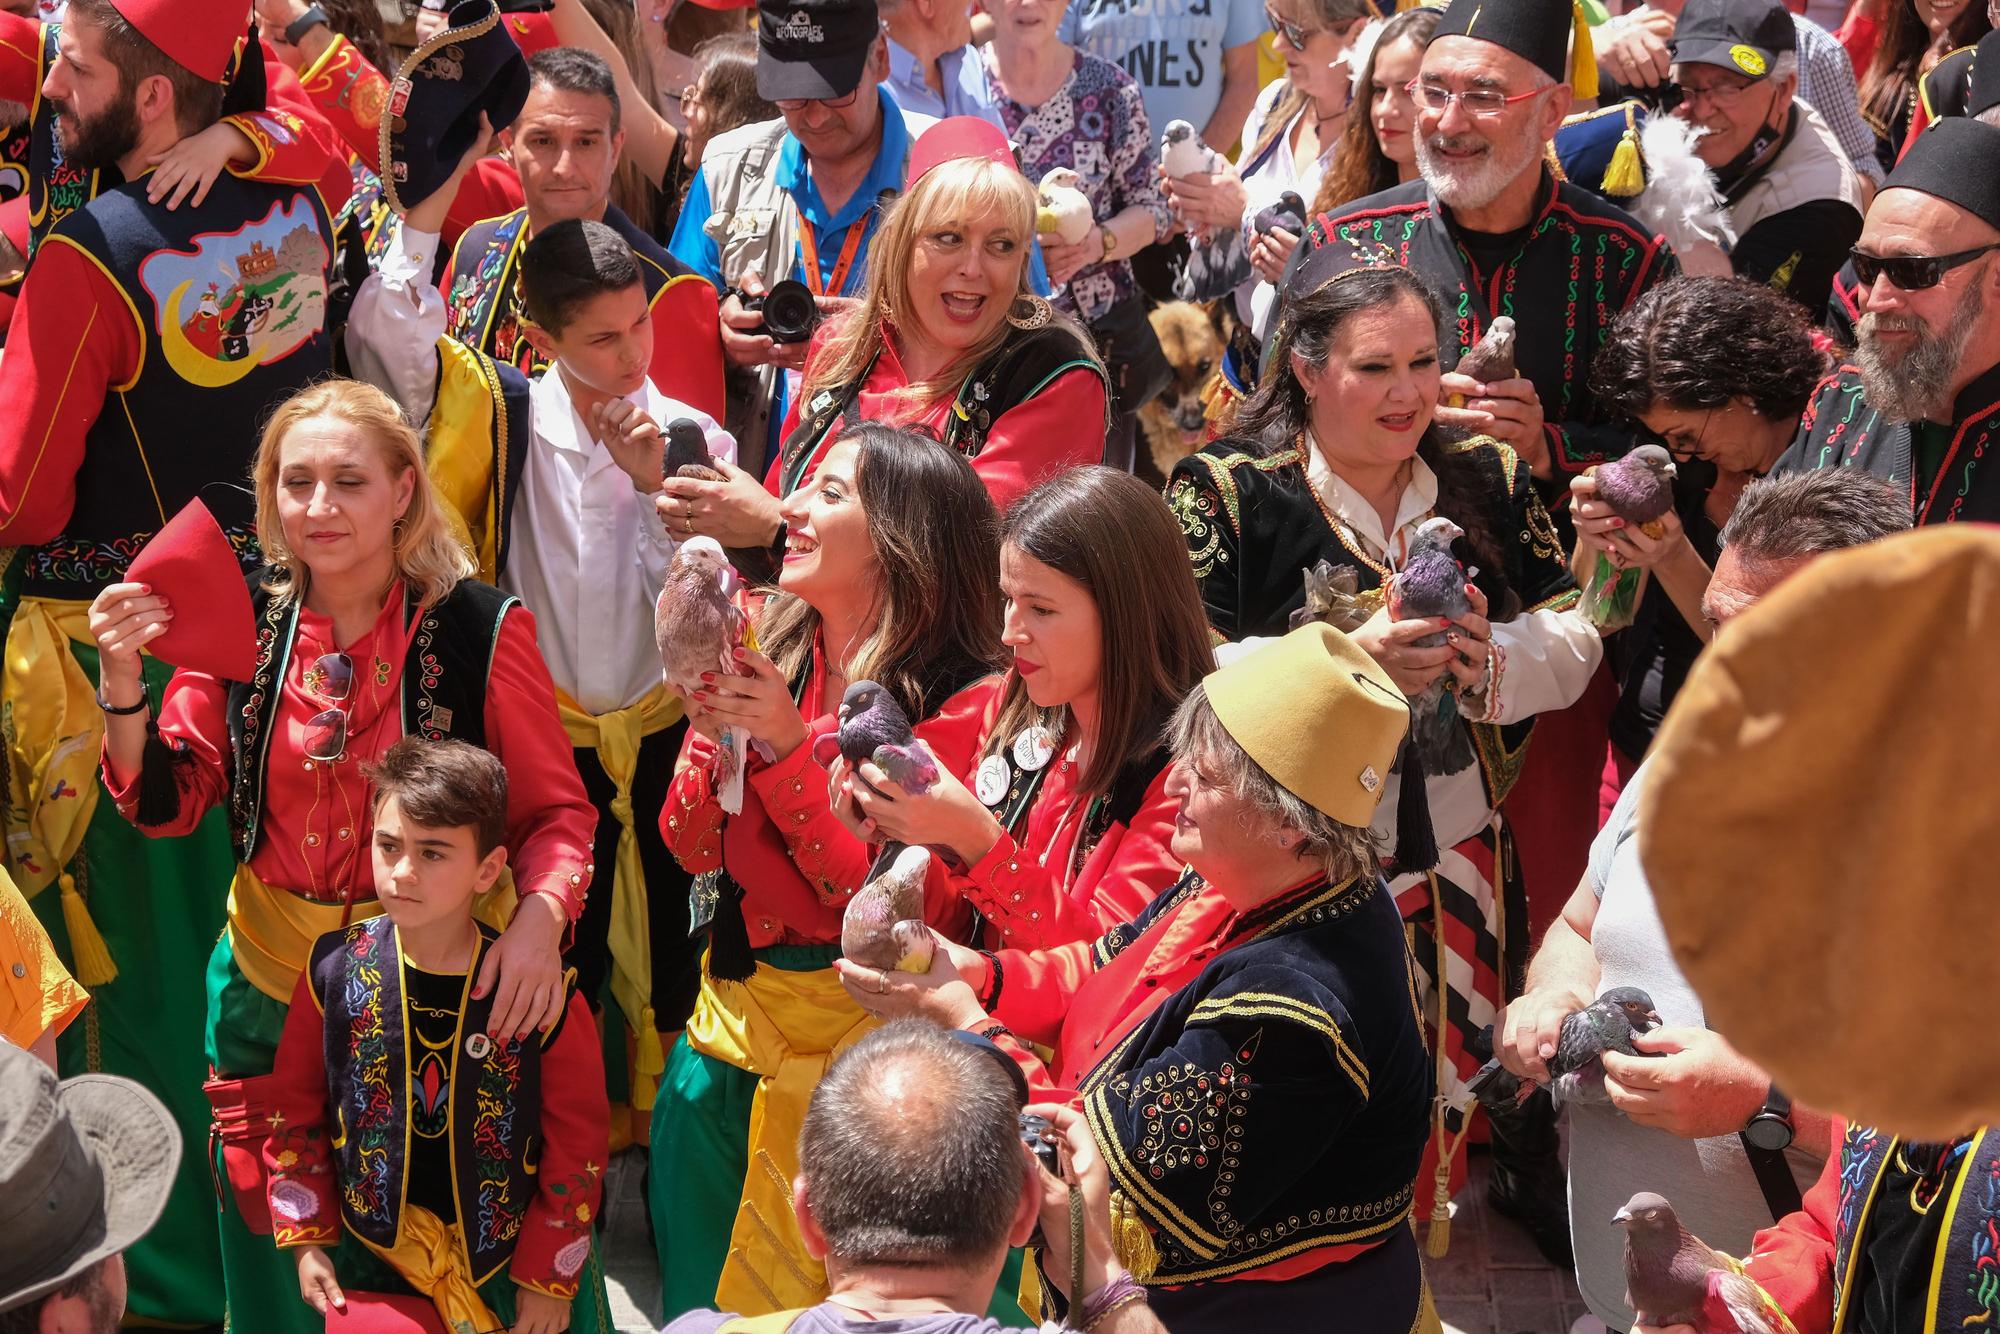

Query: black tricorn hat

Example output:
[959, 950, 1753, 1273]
[1884, 115, 2000, 232]
[381, 0, 532, 213]
[1433, 0, 1600, 97]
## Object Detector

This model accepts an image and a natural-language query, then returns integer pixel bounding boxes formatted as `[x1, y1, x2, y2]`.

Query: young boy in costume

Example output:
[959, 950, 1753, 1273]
[261, 738, 612, 1334]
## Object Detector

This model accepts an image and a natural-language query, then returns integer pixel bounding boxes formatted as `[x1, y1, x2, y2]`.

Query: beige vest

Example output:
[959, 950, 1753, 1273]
[1731, 100, 1863, 238]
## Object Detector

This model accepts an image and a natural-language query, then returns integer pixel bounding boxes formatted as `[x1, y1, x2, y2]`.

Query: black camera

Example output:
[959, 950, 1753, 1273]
[1020, 1112, 1062, 1177]
[734, 278, 820, 344]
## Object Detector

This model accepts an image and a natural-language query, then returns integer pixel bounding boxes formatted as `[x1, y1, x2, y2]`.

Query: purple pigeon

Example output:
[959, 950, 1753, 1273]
[842, 843, 935, 973]
[815, 680, 938, 796]
[1387, 516, 1475, 774]
[1594, 443, 1678, 529]
[1617, 1192, 1789, 1332]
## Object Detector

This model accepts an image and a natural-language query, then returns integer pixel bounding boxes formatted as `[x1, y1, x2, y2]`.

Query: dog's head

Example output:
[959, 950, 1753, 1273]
[1145, 301, 1226, 443]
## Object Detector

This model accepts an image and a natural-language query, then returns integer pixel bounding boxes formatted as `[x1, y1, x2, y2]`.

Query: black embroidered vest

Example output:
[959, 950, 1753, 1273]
[224, 575, 516, 860]
[310, 915, 561, 1283]
[20, 173, 335, 599]
[1829, 1123, 2000, 1328]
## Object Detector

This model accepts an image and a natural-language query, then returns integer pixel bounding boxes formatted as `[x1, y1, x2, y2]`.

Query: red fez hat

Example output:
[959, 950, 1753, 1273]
[905, 116, 1019, 189]
[323, 1294, 449, 1333]
[125, 499, 257, 682]
[105, 0, 245, 83]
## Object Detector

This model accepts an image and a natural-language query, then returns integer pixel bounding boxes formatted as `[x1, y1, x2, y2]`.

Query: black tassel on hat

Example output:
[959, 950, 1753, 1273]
[1390, 736, 1439, 877]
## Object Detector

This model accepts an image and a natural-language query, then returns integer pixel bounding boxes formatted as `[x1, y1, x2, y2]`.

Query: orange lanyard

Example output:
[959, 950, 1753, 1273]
[797, 214, 868, 298]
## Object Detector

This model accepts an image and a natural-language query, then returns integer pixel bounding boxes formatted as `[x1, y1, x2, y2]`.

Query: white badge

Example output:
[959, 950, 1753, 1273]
[975, 754, 1012, 808]
[465, 1033, 493, 1060]
[1012, 726, 1056, 773]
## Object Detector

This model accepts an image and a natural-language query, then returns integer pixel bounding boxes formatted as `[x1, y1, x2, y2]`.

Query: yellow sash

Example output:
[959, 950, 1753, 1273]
[355, 1202, 501, 1334]
[426, 336, 511, 585]
[1, 597, 121, 983]
[554, 683, 682, 1111]
[228, 865, 515, 1003]
[686, 961, 876, 1315]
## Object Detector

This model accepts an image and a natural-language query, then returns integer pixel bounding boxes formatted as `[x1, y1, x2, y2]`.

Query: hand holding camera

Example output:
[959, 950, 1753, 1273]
[718, 273, 822, 372]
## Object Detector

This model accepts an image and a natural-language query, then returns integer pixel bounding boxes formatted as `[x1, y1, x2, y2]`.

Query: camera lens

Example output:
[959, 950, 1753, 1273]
[761, 279, 820, 344]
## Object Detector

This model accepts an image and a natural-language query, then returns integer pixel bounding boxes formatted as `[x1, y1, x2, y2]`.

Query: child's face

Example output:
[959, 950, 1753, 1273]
[371, 795, 507, 936]
[526, 282, 654, 402]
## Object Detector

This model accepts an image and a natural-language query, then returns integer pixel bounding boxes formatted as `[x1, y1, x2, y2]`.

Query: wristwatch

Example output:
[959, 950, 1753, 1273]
[1743, 1083, 1794, 1152]
[1098, 225, 1116, 261]
[284, 3, 328, 44]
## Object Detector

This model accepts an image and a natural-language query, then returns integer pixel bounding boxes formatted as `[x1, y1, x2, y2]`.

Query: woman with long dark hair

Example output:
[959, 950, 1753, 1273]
[831, 467, 1215, 948]
[1165, 258, 1600, 1224]
[648, 423, 1007, 1322]
[1312, 6, 1442, 217]
[1858, 0, 1991, 169]
[1582, 276, 1830, 806]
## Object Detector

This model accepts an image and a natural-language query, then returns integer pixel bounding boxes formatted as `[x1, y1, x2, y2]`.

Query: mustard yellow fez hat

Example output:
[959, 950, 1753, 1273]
[1204, 623, 1411, 828]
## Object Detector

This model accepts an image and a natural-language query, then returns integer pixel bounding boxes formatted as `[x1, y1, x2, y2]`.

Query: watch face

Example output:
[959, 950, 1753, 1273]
[1745, 1116, 1793, 1152]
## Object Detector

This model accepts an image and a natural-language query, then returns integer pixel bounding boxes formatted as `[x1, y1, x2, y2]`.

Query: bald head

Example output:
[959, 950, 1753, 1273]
[797, 1021, 1029, 1269]
[1853, 187, 2000, 421]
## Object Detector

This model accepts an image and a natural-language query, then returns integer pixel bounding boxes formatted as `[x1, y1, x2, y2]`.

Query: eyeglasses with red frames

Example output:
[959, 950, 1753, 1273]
[1406, 79, 1549, 118]
[302, 652, 354, 764]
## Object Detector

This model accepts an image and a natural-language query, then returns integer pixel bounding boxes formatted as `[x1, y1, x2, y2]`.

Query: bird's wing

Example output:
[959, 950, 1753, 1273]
[1707, 1269, 1799, 1334]
[873, 742, 939, 796]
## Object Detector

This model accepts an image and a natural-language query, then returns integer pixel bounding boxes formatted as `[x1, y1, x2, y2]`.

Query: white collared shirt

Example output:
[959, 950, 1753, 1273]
[346, 225, 738, 715]
[1303, 433, 1601, 849]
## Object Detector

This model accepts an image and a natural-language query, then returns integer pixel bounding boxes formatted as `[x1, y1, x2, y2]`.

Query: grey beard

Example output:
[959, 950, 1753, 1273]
[1856, 282, 1985, 422]
[1416, 130, 1543, 212]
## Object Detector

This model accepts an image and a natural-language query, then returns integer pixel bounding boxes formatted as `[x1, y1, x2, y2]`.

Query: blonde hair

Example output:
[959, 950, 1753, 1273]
[253, 379, 475, 609]
[803, 155, 1058, 409]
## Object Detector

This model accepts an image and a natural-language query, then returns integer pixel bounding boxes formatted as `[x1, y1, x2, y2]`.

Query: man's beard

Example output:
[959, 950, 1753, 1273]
[52, 94, 141, 174]
[1415, 125, 1544, 213]
[1856, 279, 1986, 422]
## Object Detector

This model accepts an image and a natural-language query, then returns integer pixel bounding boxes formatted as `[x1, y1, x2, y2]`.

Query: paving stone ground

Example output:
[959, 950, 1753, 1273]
[597, 1149, 1593, 1334]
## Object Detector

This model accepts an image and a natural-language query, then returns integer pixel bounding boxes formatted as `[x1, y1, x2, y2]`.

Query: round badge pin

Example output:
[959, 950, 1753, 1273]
[1729, 43, 1767, 76]
[975, 754, 1012, 807]
[1012, 726, 1056, 772]
[465, 1033, 493, 1060]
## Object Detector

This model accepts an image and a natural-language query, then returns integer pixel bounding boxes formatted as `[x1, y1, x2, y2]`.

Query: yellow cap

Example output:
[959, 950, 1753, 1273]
[1205, 623, 1410, 827]
[1641, 526, 2000, 1139]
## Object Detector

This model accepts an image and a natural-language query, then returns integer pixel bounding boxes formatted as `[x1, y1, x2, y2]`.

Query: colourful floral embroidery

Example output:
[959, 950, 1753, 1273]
[473, 1035, 525, 1251]
[341, 928, 397, 1228]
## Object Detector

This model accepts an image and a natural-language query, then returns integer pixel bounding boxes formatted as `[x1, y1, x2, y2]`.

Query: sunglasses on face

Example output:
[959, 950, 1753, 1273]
[774, 86, 862, 113]
[1264, 5, 1312, 48]
[1849, 242, 2000, 292]
[1407, 79, 1548, 118]
[303, 652, 354, 764]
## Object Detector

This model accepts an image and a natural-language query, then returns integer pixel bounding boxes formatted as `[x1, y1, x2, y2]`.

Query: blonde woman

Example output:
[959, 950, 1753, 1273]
[87, 379, 599, 1332]
[660, 117, 1109, 575]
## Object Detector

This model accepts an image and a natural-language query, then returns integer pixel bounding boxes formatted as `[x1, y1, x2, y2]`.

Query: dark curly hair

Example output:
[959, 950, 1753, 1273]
[1590, 276, 1830, 423]
[1229, 264, 1521, 617]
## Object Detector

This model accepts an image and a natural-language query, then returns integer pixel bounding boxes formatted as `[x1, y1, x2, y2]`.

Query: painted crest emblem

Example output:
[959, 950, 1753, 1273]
[138, 198, 328, 389]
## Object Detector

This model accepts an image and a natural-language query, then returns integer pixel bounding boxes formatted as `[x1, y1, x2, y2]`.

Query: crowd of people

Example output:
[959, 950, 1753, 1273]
[0, 0, 1996, 1330]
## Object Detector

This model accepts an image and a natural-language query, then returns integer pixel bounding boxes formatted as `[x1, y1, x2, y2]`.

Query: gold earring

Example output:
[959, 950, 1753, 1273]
[1006, 295, 1053, 331]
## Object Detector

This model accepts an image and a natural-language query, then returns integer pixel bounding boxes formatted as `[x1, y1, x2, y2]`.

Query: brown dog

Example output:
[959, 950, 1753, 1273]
[1137, 300, 1226, 481]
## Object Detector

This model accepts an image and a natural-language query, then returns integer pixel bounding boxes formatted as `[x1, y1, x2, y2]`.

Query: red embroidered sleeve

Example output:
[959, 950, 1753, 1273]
[294, 33, 390, 170]
[224, 49, 351, 212]
[262, 968, 341, 1248]
[662, 727, 726, 872]
[1737, 1119, 1841, 1333]
[486, 607, 596, 923]
[101, 666, 231, 836]
[511, 991, 610, 1297]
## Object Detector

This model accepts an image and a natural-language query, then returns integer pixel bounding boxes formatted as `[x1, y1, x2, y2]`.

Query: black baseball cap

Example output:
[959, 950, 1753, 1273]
[1670, 0, 1796, 81]
[757, 0, 881, 103]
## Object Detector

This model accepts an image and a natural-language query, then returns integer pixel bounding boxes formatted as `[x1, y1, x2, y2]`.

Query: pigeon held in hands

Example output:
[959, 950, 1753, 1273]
[814, 680, 940, 798]
[1160, 119, 1219, 180]
[1254, 190, 1307, 238]
[1583, 444, 1679, 631]
[1036, 167, 1095, 246]
[664, 417, 722, 482]
[656, 537, 762, 811]
[842, 843, 936, 974]
[1466, 986, 1663, 1111]
[1387, 516, 1477, 776]
[1451, 315, 1517, 407]
[1617, 1192, 1794, 1333]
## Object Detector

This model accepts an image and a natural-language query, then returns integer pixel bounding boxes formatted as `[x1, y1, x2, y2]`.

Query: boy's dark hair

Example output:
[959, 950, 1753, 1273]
[520, 218, 644, 336]
[363, 738, 508, 857]
[65, 0, 226, 136]
[526, 46, 622, 134]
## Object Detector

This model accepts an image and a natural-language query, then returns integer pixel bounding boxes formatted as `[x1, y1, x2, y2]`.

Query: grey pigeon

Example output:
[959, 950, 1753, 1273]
[1254, 190, 1307, 238]
[1456, 316, 1518, 386]
[1595, 444, 1679, 530]
[841, 843, 935, 973]
[1617, 1192, 1789, 1332]
[1386, 516, 1476, 774]
[815, 681, 938, 797]
[664, 417, 722, 482]
[1467, 986, 1663, 1110]
[655, 537, 739, 697]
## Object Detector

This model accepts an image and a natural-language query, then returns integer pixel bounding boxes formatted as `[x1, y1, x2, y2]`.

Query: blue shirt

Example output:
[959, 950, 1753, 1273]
[1058, 0, 1266, 139]
[885, 37, 1006, 130]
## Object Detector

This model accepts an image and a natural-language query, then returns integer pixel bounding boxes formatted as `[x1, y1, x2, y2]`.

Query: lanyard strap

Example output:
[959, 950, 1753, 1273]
[797, 213, 869, 298]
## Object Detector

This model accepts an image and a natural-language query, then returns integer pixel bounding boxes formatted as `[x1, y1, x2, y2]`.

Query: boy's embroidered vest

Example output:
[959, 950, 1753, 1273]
[776, 323, 1106, 497]
[310, 916, 561, 1284]
[443, 203, 693, 378]
[1830, 1123, 2000, 1329]
[225, 576, 516, 860]
[19, 174, 335, 598]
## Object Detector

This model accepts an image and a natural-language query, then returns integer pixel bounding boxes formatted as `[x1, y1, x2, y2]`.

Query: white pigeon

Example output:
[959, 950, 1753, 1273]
[1160, 119, 1218, 180]
[1035, 167, 1095, 246]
